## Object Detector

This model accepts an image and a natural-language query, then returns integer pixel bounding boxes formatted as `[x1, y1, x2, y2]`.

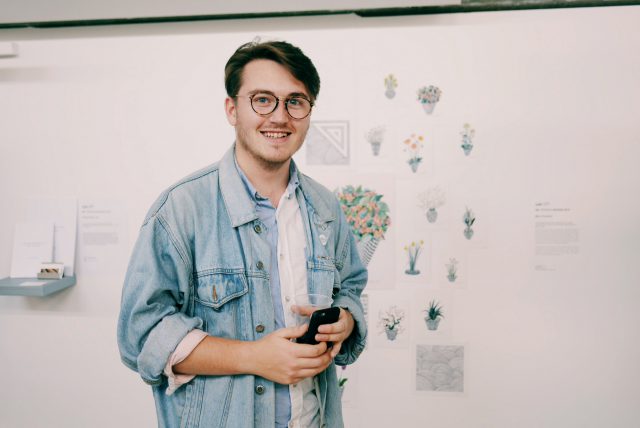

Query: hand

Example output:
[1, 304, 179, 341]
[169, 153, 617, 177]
[250, 324, 333, 385]
[315, 308, 355, 358]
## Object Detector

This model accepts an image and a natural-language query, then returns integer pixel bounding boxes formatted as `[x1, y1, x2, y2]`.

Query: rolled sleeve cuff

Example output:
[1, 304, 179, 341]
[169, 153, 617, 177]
[333, 293, 367, 366]
[164, 329, 208, 395]
[137, 312, 204, 385]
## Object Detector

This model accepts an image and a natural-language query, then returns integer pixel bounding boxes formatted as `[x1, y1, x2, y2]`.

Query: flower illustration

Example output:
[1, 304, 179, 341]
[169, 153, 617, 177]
[336, 185, 391, 242]
[460, 123, 475, 156]
[404, 240, 424, 275]
[378, 305, 405, 341]
[365, 126, 386, 156]
[463, 207, 476, 240]
[446, 258, 459, 282]
[417, 186, 446, 223]
[384, 74, 398, 99]
[403, 134, 424, 173]
[417, 85, 442, 114]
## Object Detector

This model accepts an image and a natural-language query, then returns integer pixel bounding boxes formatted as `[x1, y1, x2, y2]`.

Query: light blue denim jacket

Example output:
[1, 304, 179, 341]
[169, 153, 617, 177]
[117, 145, 368, 428]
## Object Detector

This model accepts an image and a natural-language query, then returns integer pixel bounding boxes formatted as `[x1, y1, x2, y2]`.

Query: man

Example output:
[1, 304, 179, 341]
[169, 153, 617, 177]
[117, 40, 367, 428]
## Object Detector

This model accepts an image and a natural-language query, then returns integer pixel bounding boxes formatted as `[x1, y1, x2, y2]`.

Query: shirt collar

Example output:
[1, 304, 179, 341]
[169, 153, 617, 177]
[233, 151, 300, 203]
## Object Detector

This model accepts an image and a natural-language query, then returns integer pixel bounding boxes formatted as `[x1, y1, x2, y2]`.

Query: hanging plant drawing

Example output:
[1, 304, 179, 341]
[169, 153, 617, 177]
[378, 305, 405, 341]
[460, 123, 475, 156]
[463, 207, 476, 240]
[365, 125, 386, 156]
[446, 258, 459, 282]
[417, 85, 442, 114]
[403, 134, 424, 173]
[417, 186, 446, 223]
[404, 240, 424, 275]
[423, 300, 444, 331]
[384, 74, 397, 99]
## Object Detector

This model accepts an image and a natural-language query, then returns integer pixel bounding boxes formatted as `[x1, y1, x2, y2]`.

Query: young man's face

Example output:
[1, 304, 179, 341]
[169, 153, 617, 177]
[225, 59, 312, 170]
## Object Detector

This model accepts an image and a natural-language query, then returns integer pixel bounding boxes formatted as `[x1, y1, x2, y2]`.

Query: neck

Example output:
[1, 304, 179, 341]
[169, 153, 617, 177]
[235, 146, 290, 208]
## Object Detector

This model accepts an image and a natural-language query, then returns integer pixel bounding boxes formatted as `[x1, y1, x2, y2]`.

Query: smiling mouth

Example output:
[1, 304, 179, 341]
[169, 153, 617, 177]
[261, 131, 291, 139]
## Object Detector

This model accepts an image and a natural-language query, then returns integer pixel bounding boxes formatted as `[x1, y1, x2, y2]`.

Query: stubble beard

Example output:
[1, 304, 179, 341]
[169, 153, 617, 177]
[236, 129, 304, 172]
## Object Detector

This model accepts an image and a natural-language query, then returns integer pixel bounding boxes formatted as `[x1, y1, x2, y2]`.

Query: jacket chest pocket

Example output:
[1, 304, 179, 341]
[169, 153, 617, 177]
[194, 272, 249, 339]
[307, 258, 337, 297]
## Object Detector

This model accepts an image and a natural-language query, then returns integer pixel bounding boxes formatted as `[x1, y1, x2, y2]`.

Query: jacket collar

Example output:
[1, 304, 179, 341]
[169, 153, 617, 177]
[219, 145, 259, 227]
[219, 144, 336, 227]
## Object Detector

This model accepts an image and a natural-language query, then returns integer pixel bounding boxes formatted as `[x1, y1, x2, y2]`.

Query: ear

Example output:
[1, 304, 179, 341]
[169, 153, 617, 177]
[224, 97, 237, 126]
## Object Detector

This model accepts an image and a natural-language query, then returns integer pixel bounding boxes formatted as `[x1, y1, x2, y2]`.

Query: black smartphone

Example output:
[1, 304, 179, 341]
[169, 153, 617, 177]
[296, 306, 340, 345]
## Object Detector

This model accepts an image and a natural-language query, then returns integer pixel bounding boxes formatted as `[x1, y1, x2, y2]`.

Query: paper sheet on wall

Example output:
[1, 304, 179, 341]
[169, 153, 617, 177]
[77, 199, 127, 276]
[26, 198, 78, 277]
[533, 200, 581, 275]
[10, 222, 54, 278]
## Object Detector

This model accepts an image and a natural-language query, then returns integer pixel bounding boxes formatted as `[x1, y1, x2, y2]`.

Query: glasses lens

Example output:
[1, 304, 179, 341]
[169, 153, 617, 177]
[251, 93, 277, 114]
[285, 97, 312, 119]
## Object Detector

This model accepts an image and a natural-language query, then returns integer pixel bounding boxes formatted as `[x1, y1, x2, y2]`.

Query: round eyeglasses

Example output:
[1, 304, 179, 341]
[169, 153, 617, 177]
[236, 92, 314, 120]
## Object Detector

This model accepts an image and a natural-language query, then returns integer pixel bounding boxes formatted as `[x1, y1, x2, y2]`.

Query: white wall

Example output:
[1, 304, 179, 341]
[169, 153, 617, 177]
[1, 7, 639, 427]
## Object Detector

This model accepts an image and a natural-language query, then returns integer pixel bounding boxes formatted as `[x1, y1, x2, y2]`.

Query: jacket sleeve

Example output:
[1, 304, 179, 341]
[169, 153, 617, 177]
[331, 202, 368, 366]
[117, 213, 202, 385]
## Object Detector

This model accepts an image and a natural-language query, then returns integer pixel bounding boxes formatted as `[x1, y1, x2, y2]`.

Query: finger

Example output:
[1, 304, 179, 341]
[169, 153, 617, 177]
[277, 323, 308, 339]
[290, 305, 316, 317]
[292, 341, 328, 358]
[317, 319, 344, 334]
[330, 342, 343, 358]
[315, 332, 344, 343]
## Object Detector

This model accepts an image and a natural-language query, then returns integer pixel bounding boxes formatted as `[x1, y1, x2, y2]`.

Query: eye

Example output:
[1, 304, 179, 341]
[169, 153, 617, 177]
[253, 94, 274, 105]
[287, 97, 308, 108]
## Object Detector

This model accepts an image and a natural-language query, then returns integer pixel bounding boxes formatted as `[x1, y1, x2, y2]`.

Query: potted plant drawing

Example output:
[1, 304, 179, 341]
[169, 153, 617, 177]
[463, 207, 476, 240]
[336, 185, 391, 267]
[403, 134, 424, 173]
[378, 305, 405, 341]
[417, 186, 446, 223]
[365, 125, 386, 156]
[423, 300, 444, 331]
[417, 85, 442, 114]
[384, 74, 397, 99]
[446, 258, 459, 282]
[460, 123, 475, 156]
[404, 240, 424, 275]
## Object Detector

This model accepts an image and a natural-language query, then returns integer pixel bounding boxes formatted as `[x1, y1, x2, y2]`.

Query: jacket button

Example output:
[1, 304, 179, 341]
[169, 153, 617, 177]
[255, 384, 265, 395]
[256, 261, 264, 270]
[255, 324, 265, 333]
[253, 224, 262, 234]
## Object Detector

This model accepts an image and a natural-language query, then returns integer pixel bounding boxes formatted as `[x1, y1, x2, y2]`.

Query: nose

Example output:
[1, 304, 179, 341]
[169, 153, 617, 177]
[269, 99, 289, 123]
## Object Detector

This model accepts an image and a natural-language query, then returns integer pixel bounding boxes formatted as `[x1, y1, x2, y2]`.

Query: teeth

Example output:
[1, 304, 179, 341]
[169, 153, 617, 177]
[263, 132, 288, 139]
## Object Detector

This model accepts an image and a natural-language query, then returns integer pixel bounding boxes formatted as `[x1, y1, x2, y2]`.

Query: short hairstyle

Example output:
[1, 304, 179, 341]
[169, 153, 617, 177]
[224, 40, 321, 102]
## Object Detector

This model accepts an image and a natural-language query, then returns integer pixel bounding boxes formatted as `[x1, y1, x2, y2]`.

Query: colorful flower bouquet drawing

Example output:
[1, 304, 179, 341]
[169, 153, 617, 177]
[336, 185, 391, 267]
[417, 186, 446, 223]
[462, 207, 476, 240]
[378, 305, 405, 341]
[460, 123, 475, 156]
[404, 240, 424, 275]
[403, 134, 424, 173]
[423, 300, 444, 331]
[417, 85, 442, 114]
[384, 74, 397, 99]
[446, 258, 459, 282]
[365, 125, 386, 156]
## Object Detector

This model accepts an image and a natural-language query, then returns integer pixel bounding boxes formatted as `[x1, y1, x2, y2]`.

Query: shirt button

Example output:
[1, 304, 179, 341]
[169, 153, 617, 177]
[255, 324, 265, 333]
[285, 295, 291, 302]
[255, 384, 265, 395]
[253, 224, 262, 234]
[256, 261, 264, 270]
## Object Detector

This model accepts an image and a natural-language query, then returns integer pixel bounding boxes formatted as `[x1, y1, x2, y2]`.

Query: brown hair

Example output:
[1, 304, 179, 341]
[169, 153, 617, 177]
[224, 40, 321, 102]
